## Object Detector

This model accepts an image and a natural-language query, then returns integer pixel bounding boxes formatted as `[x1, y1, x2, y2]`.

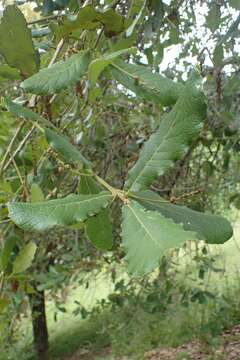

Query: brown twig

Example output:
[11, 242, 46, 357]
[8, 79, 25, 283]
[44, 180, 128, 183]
[3, 126, 35, 173]
[28, 14, 62, 25]
[170, 188, 204, 204]
[48, 38, 65, 67]
[0, 121, 25, 175]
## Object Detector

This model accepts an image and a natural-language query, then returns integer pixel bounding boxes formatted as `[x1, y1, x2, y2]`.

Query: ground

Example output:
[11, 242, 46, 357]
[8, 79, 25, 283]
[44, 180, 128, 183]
[67, 325, 240, 360]
[145, 325, 240, 360]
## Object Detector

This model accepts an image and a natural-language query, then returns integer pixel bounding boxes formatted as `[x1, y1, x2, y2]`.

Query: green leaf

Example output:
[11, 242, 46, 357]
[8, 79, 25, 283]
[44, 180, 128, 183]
[154, 43, 164, 69]
[1, 235, 18, 272]
[126, 0, 147, 37]
[110, 33, 137, 52]
[8, 192, 112, 231]
[45, 128, 91, 168]
[124, 74, 206, 191]
[78, 171, 113, 251]
[206, 4, 221, 32]
[5, 99, 56, 129]
[0, 298, 9, 313]
[134, 190, 233, 244]
[78, 172, 100, 194]
[50, 6, 99, 40]
[50, 5, 125, 40]
[0, 5, 38, 77]
[149, 0, 164, 29]
[100, 9, 125, 37]
[110, 60, 184, 106]
[144, 47, 154, 66]
[88, 48, 136, 85]
[0, 65, 21, 81]
[213, 44, 224, 67]
[85, 208, 113, 250]
[12, 241, 37, 274]
[31, 184, 44, 202]
[122, 200, 196, 275]
[21, 50, 91, 95]
[228, 0, 240, 10]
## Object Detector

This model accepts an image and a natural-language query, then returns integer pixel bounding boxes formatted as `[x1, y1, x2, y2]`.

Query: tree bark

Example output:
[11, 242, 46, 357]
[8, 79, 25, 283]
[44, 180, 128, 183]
[29, 285, 49, 360]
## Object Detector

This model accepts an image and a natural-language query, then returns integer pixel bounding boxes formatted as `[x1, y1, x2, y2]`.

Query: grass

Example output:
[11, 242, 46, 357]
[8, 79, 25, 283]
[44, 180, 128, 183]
[3, 211, 240, 360]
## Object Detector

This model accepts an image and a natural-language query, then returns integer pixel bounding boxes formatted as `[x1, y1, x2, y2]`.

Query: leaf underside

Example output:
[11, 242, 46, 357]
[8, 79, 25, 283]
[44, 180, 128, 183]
[8, 192, 112, 231]
[5, 99, 56, 129]
[122, 200, 196, 275]
[13, 241, 37, 274]
[45, 128, 91, 168]
[110, 60, 184, 106]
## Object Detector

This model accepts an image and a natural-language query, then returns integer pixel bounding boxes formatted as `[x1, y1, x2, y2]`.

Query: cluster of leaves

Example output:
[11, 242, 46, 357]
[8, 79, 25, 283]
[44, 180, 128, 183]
[0, 1, 238, 353]
[0, 4, 233, 279]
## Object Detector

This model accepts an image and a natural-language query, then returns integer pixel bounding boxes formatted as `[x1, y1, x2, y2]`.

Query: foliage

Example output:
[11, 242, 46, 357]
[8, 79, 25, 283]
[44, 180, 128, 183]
[8, 191, 111, 231]
[12, 241, 37, 274]
[124, 73, 206, 191]
[122, 200, 196, 275]
[0, 2, 233, 276]
[21, 50, 92, 95]
[136, 190, 233, 244]
[0, 5, 39, 77]
[0, 0, 239, 358]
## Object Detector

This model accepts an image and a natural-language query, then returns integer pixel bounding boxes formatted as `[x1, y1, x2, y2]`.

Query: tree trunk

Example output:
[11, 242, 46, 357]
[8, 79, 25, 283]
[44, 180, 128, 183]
[29, 285, 49, 360]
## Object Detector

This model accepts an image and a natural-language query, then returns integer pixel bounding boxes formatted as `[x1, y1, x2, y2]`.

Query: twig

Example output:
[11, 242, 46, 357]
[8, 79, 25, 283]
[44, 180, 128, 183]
[94, 28, 104, 49]
[0, 273, 5, 297]
[170, 188, 204, 204]
[48, 38, 65, 68]
[0, 121, 25, 175]
[28, 14, 62, 25]
[3, 126, 35, 172]
[12, 159, 29, 198]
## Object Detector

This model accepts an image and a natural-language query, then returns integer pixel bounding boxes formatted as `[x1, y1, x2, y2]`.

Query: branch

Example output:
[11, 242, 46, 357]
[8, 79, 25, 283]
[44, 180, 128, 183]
[0, 121, 25, 175]
[48, 38, 65, 68]
[28, 14, 63, 25]
[3, 126, 35, 173]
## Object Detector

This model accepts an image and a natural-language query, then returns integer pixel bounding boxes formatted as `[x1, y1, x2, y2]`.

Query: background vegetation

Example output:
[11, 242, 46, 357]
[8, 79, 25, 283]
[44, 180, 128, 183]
[0, 0, 239, 359]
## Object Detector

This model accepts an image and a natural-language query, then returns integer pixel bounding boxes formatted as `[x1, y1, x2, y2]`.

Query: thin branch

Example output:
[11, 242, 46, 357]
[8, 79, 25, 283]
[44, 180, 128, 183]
[0, 121, 25, 175]
[3, 126, 35, 173]
[48, 38, 65, 68]
[0, 274, 5, 297]
[94, 28, 104, 49]
[12, 158, 29, 198]
[28, 14, 62, 25]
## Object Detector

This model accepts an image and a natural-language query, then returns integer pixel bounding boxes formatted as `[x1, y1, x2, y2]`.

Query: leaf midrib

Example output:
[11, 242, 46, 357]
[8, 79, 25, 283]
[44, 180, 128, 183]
[23, 52, 87, 91]
[127, 203, 161, 249]
[128, 111, 179, 190]
[9, 193, 111, 211]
